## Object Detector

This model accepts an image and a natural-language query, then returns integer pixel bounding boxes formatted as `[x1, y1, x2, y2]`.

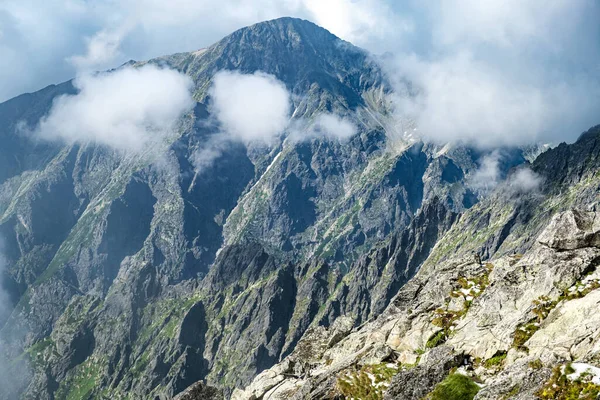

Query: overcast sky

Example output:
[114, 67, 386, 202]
[1, 0, 599, 145]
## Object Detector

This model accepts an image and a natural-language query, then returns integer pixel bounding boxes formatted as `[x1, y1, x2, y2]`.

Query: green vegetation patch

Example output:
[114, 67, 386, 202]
[512, 321, 540, 350]
[26, 337, 56, 369]
[429, 373, 480, 400]
[528, 359, 544, 370]
[426, 330, 448, 349]
[428, 373, 479, 400]
[337, 363, 401, 400]
[429, 264, 494, 349]
[484, 351, 507, 369]
[55, 358, 103, 400]
[501, 384, 520, 400]
[513, 275, 600, 350]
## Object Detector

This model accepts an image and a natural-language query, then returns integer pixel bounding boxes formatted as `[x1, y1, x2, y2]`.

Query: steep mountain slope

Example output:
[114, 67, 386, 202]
[234, 127, 600, 400]
[0, 17, 543, 400]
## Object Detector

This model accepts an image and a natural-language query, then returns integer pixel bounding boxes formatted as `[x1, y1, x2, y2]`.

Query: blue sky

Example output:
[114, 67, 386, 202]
[1, 0, 599, 145]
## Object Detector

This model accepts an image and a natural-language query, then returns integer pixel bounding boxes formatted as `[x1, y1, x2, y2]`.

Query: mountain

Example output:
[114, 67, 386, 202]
[0, 16, 598, 400]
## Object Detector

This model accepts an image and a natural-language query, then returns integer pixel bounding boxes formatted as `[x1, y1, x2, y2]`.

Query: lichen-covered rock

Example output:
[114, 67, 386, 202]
[538, 210, 600, 250]
[473, 357, 552, 400]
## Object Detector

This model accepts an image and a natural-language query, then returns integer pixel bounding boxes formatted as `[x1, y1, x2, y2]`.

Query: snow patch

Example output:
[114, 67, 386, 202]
[564, 363, 600, 385]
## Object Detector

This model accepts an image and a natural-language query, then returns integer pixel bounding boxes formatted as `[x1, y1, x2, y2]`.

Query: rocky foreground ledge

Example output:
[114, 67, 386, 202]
[218, 210, 600, 399]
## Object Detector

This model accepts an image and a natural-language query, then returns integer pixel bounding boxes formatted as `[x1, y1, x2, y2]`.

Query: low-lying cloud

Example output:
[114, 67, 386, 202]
[310, 114, 357, 141]
[507, 168, 543, 194]
[289, 113, 358, 143]
[468, 151, 503, 194]
[469, 150, 543, 196]
[34, 65, 194, 152]
[210, 71, 291, 145]
[389, 53, 597, 148]
[191, 71, 360, 174]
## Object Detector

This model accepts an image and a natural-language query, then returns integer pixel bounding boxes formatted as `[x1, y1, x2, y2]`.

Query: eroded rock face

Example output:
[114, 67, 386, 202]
[384, 346, 465, 400]
[173, 381, 223, 400]
[234, 208, 600, 399]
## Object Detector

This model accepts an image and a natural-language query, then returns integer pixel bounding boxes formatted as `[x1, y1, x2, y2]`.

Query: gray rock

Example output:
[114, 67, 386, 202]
[173, 381, 223, 400]
[538, 210, 600, 250]
[384, 346, 465, 400]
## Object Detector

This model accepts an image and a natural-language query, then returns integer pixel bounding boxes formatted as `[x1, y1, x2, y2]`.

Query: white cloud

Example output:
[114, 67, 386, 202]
[35, 65, 194, 152]
[390, 53, 573, 148]
[507, 168, 542, 194]
[386, 0, 600, 148]
[468, 151, 503, 194]
[469, 151, 543, 196]
[433, 0, 577, 48]
[1, 0, 599, 149]
[313, 114, 357, 140]
[68, 26, 132, 72]
[301, 0, 410, 51]
[209, 71, 291, 144]
[290, 113, 358, 142]
[190, 134, 232, 176]
[189, 71, 291, 174]
[193, 72, 358, 173]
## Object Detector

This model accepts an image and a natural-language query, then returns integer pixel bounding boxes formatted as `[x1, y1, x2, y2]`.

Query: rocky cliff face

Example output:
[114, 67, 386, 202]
[0, 16, 597, 400]
[234, 127, 600, 400]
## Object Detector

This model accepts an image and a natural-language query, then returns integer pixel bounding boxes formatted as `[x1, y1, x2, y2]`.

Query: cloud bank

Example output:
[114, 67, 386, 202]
[507, 168, 542, 194]
[311, 114, 357, 141]
[1, 0, 598, 148]
[35, 65, 194, 152]
[386, 0, 600, 148]
[289, 113, 358, 143]
[468, 151, 504, 194]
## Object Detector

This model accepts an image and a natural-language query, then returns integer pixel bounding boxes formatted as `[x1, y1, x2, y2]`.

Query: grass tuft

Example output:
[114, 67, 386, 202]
[429, 373, 480, 400]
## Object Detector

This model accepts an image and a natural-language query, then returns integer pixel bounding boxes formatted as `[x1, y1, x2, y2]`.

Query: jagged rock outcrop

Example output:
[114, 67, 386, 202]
[234, 207, 600, 399]
[172, 381, 223, 400]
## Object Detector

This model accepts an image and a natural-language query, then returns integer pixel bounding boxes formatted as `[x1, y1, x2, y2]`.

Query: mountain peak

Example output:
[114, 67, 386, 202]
[211, 16, 349, 58]
[165, 16, 375, 102]
[231, 16, 339, 42]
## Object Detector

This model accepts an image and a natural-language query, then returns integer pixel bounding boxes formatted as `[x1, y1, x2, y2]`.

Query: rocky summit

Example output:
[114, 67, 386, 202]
[0, 16, 599, 400]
